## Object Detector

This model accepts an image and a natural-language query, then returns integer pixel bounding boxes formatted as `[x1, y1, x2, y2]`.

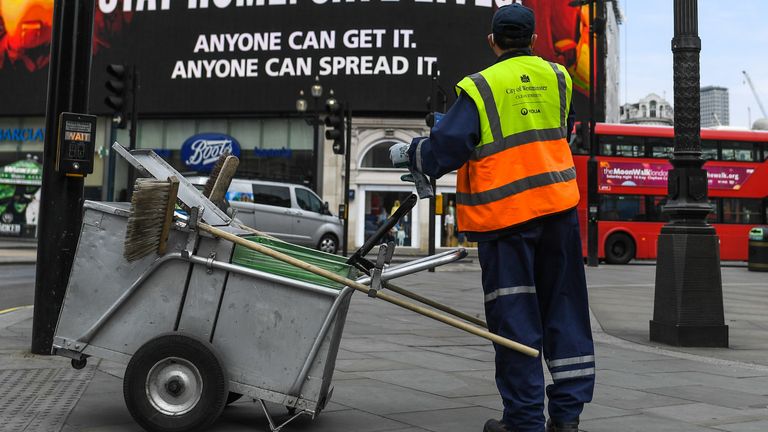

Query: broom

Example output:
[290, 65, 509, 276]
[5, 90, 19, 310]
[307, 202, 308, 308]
[124, 177, 179, 261]
[122, 179, 538, 357]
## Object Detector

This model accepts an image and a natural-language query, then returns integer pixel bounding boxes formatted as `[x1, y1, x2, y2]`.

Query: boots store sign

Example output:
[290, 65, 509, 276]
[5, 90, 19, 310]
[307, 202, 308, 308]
[0, 0, 502, 115]
[181, 133, 242, 172]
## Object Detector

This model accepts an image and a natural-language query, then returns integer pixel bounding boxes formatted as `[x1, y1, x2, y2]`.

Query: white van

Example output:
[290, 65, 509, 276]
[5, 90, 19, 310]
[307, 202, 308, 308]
[188, 177, 343, 254]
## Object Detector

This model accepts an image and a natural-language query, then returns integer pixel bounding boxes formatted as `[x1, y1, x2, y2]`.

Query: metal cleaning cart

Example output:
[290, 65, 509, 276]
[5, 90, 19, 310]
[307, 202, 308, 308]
[51, 147, 469, 432]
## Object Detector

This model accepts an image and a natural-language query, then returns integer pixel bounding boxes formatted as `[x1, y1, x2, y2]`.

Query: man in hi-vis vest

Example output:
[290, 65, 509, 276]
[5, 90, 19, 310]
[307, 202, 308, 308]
[394, 4, 595, 432]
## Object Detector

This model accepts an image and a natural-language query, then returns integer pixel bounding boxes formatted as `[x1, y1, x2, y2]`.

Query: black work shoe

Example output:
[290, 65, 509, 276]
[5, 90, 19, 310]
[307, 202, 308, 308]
[546, 418, 580, 432]
[483, 419, 514, 432]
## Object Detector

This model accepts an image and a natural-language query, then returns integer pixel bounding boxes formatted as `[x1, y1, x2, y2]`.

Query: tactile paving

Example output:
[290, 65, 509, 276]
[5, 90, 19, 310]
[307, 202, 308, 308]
[0, 366, 95, 432]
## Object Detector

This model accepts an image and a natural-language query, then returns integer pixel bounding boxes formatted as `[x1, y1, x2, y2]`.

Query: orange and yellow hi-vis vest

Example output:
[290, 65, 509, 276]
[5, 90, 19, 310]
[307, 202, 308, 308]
[455, 55, 579, 233]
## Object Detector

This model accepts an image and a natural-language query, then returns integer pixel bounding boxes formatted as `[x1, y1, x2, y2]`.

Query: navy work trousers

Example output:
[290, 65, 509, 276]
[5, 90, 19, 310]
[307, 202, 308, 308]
[478, 209, 594, 432]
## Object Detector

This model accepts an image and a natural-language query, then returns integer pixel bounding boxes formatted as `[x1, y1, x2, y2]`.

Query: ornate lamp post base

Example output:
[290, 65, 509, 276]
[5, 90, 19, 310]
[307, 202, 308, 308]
[649, 0, 728, 348]
[650, 224, 728, 347]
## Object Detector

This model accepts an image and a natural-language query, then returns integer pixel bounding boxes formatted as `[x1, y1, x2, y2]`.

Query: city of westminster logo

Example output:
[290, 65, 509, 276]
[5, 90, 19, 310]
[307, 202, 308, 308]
[520, 74, 530, 83]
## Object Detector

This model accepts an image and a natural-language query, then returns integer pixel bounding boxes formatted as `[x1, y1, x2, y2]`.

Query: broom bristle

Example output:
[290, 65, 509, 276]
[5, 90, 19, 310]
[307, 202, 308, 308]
[202, 152, 230, 198]
[124, 179, 175, 261]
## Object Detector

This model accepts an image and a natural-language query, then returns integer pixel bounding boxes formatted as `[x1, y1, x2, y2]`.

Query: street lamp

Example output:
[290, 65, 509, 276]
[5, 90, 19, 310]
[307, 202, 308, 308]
[296, 76, 324, 193]
[649, 0, 728, 347]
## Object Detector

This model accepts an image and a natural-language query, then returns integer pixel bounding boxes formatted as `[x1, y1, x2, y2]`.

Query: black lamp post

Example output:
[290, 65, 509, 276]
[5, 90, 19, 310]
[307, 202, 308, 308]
[296, 76, 324, 194]
[649, 0, 728, 347]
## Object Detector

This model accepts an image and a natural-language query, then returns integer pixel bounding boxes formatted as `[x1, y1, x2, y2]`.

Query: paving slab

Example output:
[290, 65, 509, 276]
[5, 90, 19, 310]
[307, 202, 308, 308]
[356, 368, 498, 398]
[386, 406, 506, 432]
[329, 378, 471, 415]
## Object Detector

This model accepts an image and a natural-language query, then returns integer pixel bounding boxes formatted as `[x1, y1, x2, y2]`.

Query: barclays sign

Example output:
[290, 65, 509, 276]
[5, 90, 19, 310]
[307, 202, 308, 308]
[181, 133, 241, 172]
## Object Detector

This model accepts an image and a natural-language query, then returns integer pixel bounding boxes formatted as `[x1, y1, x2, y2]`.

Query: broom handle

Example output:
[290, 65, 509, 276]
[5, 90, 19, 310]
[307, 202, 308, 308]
[199, 223, 539, 358]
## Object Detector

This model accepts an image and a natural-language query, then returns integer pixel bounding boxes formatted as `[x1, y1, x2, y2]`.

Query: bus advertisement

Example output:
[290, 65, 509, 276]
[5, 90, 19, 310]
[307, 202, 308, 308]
[573, 123, 768, 263]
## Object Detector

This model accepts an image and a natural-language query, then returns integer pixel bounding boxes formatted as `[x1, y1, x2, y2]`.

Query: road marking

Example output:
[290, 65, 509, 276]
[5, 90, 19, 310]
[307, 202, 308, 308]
[0, 305, 32, 315]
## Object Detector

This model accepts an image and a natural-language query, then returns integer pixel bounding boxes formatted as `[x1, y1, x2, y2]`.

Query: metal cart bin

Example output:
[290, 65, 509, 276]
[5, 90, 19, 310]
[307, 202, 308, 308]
[51, 147, 468, 432]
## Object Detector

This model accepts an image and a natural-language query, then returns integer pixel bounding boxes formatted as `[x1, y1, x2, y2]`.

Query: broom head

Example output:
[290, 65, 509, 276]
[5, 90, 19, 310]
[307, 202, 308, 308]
[124, 176, 180, 261]
[202, 151, 230, 198]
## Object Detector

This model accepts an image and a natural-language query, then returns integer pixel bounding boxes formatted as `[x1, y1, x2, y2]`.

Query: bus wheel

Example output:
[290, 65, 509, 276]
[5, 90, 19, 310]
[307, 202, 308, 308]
[605, 233, 635, 264]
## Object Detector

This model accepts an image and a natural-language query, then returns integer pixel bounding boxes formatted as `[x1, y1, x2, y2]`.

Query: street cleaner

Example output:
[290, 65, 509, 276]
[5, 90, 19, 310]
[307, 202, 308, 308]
[390, 4, 594, 432]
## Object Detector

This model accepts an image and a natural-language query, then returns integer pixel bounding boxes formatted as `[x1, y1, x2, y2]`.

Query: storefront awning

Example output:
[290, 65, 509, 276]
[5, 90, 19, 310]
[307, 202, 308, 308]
[0, 159, 43, 186]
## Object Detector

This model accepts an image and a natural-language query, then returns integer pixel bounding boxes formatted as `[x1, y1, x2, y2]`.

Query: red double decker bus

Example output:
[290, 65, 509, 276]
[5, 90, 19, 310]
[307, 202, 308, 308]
[572, 123, 768, 263]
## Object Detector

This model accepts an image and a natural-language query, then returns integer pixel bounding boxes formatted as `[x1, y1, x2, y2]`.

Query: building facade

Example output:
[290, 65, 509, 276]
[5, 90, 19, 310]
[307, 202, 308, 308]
[620, 93, 674, 126]
[700, 86, 730, 128]
[1, 0, 620, 250]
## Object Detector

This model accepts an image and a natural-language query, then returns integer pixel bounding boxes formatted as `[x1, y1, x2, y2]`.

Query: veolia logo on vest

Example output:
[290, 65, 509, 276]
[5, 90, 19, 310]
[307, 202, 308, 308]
[181, 133, 241, 172]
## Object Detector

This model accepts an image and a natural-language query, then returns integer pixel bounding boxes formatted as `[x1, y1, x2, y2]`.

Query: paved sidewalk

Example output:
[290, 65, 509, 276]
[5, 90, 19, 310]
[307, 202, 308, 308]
[1, 265, 768, 431]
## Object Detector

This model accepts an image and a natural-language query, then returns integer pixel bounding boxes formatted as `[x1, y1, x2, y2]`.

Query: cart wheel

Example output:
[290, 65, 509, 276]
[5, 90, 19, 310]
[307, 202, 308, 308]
[286, 406, 297, 416]
[226, 392, 243, 405]
[123, 334, 228, 432]
[71, 357, 87, 370]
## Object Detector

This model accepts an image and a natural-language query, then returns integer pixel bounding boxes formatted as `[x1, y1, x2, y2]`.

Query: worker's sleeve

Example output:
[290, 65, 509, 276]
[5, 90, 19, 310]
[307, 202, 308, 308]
[407, 92, 480, 179]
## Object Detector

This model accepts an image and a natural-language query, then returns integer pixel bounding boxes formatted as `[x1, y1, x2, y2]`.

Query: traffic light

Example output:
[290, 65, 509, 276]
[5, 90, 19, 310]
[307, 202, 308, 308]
[105, 64, 128, 128]
[325, 99, 345, 155]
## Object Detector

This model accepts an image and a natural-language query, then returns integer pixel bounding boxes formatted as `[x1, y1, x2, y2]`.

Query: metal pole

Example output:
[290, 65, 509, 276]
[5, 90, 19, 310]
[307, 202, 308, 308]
[342, 103, 352, 257]
[106, 122, 117, 201]
[586, 0, 599, 267]
[311, 97, 320, 194]
[428, 70, 438, 269]
[126, 68, 139, 200]
[32, 0, 95, 354]
[650, 0, 727, 347]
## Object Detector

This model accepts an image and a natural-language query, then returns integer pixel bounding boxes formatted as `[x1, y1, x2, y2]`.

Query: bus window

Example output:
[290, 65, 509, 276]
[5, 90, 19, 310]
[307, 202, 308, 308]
[702, 140, 718, 160]
[707, 199, 719, 224]
[721, 141, 756, 162]
[648, 137, 673, 158]
[721, 198, 763, 224]
[648, 196, 671, 222]
[599, 195, 646, 221]
[599, 135, 644, 157]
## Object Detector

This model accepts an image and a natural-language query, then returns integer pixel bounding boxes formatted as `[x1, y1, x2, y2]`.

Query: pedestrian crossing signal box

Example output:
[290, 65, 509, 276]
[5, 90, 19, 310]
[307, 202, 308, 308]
[56, 112, 97, 177]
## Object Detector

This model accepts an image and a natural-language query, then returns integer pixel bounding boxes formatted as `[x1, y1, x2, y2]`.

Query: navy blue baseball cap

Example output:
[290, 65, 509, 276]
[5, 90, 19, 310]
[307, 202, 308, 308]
[492, 3, 535, 39]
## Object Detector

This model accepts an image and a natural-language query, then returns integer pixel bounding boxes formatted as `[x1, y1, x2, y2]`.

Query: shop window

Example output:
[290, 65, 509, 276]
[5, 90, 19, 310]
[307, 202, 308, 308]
[720, 141, 755, 162]
[721, 198, 763, 224]
[252, 184, 290, 208]
[362, 141, 405, 168]
[599, 135, 644, 157]
[364, 191, 412, 246]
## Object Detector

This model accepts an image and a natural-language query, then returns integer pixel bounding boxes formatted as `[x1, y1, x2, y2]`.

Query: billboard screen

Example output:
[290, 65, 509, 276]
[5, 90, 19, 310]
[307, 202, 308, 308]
[0, 0, 592, 117]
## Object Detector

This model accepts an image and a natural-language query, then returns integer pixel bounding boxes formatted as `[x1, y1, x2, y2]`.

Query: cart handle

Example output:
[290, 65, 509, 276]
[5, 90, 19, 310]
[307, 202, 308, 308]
[349, 193, 418, 270]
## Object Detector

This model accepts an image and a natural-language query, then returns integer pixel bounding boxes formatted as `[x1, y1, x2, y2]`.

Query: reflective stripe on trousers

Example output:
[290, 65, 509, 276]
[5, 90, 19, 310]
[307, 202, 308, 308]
[478, 209, 594, 432]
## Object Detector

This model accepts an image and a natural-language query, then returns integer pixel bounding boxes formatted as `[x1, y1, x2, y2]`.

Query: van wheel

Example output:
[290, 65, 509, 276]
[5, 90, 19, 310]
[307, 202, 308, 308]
[605, 232, 635, 264]
[318, 234, 338, 254]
